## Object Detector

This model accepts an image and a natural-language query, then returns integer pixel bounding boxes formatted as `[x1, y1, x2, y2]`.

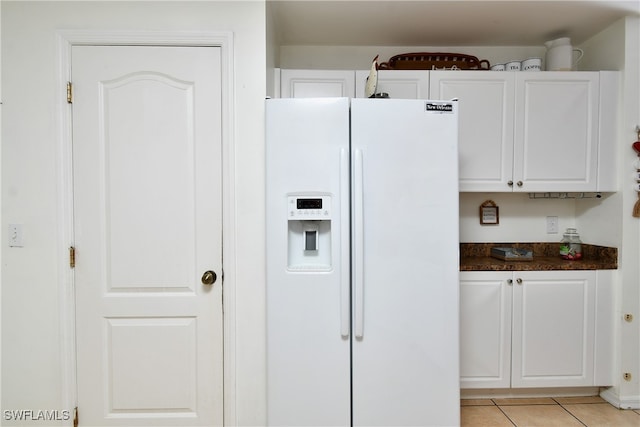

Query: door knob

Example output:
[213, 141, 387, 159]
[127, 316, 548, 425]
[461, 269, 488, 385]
[201, 270, 217, 285]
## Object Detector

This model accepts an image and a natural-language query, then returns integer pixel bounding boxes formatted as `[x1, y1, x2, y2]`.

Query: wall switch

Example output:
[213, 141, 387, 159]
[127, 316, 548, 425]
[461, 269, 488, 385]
[546, 216, 559, 234]
[8, 224, 23, 247]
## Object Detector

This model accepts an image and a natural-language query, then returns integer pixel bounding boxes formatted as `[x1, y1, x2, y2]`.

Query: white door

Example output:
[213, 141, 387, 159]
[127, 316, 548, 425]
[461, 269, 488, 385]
[265, 98, 351, 427]
[513, 72, 599, 192]
[430, 71, 516, 192]
[355, 70, 430, 99]
[459, 271, 513, 389]
[72, 46, 223, 426]
[350, 100, 460, 427]
[280, 69, 356, 97]
[512, 271, 596, 387]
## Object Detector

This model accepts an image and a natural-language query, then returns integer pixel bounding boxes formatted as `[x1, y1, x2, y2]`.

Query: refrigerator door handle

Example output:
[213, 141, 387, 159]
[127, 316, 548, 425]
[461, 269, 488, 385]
[340, 148, 350, 338]
[354, 149, 364, 339]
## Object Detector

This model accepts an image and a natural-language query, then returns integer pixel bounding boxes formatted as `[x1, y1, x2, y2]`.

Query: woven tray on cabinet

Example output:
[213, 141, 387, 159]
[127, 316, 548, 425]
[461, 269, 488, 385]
[378, 52, 491, 70]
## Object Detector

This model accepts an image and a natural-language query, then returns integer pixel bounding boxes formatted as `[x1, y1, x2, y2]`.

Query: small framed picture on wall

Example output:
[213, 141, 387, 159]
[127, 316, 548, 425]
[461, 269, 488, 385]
[480, 200, 499, 225]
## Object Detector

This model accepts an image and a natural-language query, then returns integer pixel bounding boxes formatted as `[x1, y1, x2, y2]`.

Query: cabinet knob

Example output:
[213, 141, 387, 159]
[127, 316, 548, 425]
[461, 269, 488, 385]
[508, 180, 514, 187]
[516, 278, 523, 284]
[517, 181, 523, 187]
[507, 279, 513, 285]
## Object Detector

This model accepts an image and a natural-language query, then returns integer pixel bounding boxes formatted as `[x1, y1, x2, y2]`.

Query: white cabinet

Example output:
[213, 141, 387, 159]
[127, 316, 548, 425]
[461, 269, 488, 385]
[280, 69, 356, 98]
[279, 69, 428, 99]
[355, 70, 430, 99]
[460, 270, 612, 389]
[280, 69, 617, 192]
[430, 72, 515, 191]
[460, 272, 512, 388]
[430, 71, 616, 192]
[512, 270, 596, 388]
[513, 73, 598, 192]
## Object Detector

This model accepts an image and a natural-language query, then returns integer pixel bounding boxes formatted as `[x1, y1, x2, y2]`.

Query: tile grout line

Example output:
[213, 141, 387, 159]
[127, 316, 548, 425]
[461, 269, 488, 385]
[552, 398, 588, 426]
[559, 405, 589, 426]
[494, 404, 518, 427]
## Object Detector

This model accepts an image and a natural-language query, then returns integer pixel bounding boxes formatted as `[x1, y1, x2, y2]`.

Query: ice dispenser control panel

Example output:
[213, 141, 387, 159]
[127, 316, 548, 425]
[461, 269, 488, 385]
[287, 195, 332, 271]
[288, 195, 332, 220]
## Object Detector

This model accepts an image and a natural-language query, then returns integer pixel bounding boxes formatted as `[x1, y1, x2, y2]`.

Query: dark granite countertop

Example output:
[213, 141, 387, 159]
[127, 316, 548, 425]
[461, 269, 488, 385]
[460, 242, 617, 271]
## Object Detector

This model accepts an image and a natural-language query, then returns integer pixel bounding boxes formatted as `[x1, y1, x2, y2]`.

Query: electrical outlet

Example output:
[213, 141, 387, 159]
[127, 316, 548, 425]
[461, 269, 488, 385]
[8, 224, 23, 247]
[546, 216, 559, 234]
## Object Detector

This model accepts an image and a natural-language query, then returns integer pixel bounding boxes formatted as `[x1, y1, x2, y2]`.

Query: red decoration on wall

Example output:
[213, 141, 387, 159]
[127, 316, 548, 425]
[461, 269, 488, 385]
[633, 127, 640, 218]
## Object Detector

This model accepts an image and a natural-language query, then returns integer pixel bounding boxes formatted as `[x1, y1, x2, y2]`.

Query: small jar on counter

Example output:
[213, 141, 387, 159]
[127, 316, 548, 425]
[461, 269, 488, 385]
[560, 228, 582, 260]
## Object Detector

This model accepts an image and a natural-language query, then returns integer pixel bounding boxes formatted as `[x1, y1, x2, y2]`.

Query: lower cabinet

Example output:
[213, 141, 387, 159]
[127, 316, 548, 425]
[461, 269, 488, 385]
[460, 270, 613, 389]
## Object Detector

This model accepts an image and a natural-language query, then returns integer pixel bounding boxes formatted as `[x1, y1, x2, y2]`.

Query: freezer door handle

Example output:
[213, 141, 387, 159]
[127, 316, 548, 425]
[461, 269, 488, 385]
[354, 149, 365, 339]
[340, 148, 350, 337]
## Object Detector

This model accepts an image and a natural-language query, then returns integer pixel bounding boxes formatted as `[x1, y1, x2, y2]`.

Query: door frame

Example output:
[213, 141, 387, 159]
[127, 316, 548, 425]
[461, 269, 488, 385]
[55, 30, 237, 426]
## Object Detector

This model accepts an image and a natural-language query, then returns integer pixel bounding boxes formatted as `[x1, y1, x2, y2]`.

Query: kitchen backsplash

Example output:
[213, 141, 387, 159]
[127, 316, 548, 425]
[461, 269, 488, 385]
[459, 192, 617, 246]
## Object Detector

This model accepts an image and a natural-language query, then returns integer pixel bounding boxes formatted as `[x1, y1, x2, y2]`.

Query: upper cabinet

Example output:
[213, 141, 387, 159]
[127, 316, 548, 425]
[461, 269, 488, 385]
[431, 71, 617, 193]
[278, 69, 618, 193]
[430, 71, 515, 192]
[513, 73, 599, 193]
[279, 69, 429, 99]
[355, 70, 430, 99]
[280, 69, 356, 98]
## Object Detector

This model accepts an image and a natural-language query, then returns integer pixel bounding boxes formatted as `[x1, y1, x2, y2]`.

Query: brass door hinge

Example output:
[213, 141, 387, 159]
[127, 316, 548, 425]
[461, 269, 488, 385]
[67, 82, 73, 104]
[73, 406, 78, 427]
[69, 246, 76, 269]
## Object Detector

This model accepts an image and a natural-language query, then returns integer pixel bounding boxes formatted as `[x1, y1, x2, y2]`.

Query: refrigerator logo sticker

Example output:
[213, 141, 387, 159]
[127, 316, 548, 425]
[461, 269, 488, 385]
[425, 102, 454, 113]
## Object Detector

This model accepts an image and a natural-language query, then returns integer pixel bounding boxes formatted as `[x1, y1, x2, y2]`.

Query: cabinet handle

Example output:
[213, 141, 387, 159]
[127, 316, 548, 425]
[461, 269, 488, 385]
[507, 279, 513, 285]
[516, 278, 523, 284]
[517, 181, 523, 187]
[508, 180, 514, 187]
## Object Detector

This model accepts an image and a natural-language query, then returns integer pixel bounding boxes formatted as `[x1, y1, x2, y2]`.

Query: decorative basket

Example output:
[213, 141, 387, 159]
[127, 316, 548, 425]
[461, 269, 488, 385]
[378, 52, 491, 70]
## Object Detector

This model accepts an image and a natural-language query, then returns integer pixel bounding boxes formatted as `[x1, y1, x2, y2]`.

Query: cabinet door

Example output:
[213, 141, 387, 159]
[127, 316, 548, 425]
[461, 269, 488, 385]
[460, 272, 512, 388]
[511, 271, 596, 387]
[355, 70, 429, 99]
[280, 69, 355, 98]
[430, 71, 515, 192]
[514, 72, 599, 192]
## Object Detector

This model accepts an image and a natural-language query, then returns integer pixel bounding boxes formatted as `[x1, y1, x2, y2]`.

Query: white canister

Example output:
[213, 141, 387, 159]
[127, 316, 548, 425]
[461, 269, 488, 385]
[505, 60, 521, 71]
[491, 63, 505, 71]
[521, 57, 542, 71]
[545, 37, 584, 71]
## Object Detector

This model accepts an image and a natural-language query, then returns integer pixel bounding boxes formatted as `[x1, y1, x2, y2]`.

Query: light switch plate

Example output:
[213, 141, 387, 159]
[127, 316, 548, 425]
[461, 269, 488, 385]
[8, 224, 23, 247]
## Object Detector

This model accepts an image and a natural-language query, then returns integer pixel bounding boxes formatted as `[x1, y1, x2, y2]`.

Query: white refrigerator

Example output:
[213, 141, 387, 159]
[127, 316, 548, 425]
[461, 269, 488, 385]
[266, 98, 460, 427]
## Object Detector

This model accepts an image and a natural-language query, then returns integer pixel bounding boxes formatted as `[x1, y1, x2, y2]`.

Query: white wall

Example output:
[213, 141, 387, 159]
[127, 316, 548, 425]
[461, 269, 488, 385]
[279, 45, 546, 71]
[617, 15, 640, 408]
[460, 193, 577, 243]
[0, 0, 3, 415]
[579, 16, 640, 407]
[266, 2, 280, 97]
[1, 1, 266, 425]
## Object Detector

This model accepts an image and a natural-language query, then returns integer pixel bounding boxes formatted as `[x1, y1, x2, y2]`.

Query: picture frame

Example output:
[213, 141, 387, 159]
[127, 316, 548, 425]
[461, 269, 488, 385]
[480, 200, 499, 225]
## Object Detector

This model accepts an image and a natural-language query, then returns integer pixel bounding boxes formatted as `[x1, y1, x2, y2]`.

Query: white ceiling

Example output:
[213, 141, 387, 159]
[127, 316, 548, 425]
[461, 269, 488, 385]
[269, 0, 640, 47]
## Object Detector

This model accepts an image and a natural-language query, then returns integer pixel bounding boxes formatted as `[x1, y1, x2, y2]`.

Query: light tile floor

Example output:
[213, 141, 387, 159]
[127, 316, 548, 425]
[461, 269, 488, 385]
[461, 396, 640, 426]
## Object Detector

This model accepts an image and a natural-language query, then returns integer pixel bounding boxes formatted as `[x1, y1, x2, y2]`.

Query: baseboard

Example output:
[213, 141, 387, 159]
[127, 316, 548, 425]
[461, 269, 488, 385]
[461, 387, 600, 399]
[600, 388, 640, 409]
